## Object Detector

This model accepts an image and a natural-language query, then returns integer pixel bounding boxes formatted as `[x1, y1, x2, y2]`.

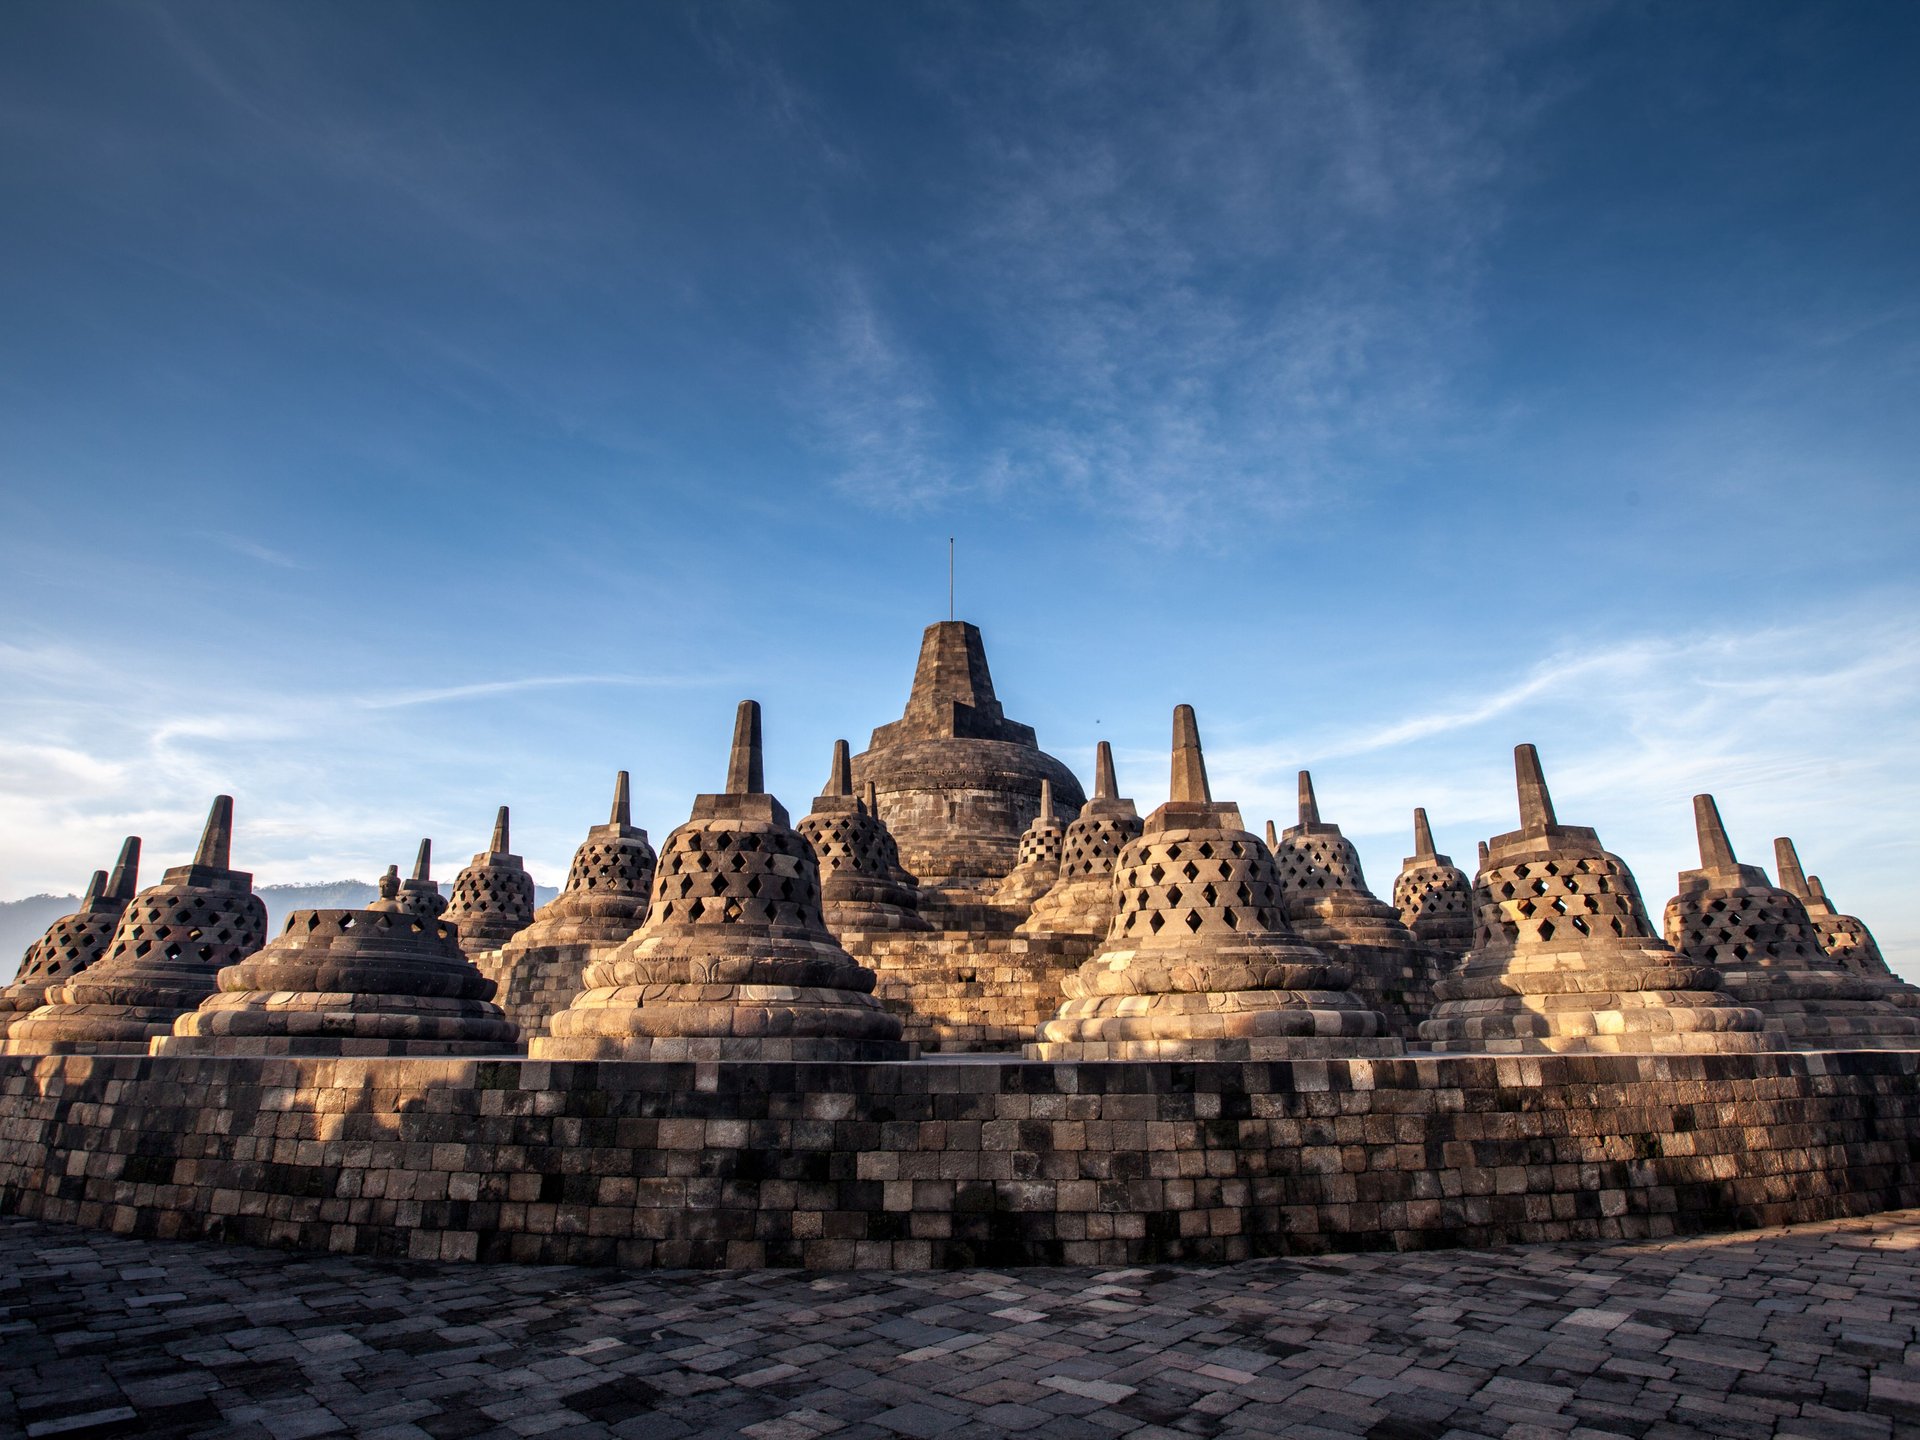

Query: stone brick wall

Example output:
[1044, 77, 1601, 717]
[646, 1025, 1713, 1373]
[4, 1050, 1919, 1270]
[847, 930, 1098, 1051]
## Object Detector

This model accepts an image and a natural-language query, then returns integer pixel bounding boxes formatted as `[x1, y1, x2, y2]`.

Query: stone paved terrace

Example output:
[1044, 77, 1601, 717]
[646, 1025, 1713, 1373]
[3, 1213, 1918, 1440]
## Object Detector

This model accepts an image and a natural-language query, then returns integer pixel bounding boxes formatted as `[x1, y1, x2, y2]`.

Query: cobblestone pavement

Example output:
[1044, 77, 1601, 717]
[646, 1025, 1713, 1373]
[3, 1213, 1919, 1440]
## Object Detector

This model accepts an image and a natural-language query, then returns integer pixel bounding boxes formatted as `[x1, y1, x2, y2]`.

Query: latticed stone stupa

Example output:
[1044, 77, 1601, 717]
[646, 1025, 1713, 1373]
[1022, 742, 1143, 939]
[1773, 837, 1895, 980]
[157, 868, 517, 1057]
[394, 840, 448, 920]
[1661, 797, 1920, 1048]
[993, 779, 1068, 910]
[482, 773, 656, 1041]
[443, 807, 537, 958]
[1267, 772, 1431, 1031]
[535, 701, 912, 1061]
[6, 797, 269, 1056]
[851, 621, 1084, 897]
[0, 838, 139, 1029]
[1029, 707, 1399, 1061]
[1392, 809, 1474, 961]
[796, 741, 928, 935]
[1420, 747, 1765, 1055]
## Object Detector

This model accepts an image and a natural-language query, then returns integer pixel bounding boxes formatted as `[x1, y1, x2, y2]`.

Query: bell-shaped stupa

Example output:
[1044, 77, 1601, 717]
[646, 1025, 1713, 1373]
[796, 741, 929, 934]
[535, 701, 912, 1061]
[1773, 837, 1896, 980]
[394, 840, 448, 920]
[442, 806, 537, 958]
[158, 868, 517, 1056]
[852, 621, 1084, 900]
[482, 772, 657, 1042]
[864, 779, 918, 892]
[7, 798, 268, 1056]
[1029, 707, 1398, 1061]
[993, 779, 1068, 909]
[1420, 748, 1764, 1054]
[1267, 772, 1430, 1030]
[0, 838, 139, 1028]
[1022, 742, 1143, 939]
[1392, 809, 1475, 961]
[1662, 798, 1920, 1048]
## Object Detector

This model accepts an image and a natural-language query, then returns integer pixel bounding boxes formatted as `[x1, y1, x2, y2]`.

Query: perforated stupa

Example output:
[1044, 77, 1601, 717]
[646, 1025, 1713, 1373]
[1392, 809, 1474, 961]
[1021, 742, 1143, 939]
[1661, 797, 1920, 1049]
[443, 807, 537, 958]
[1772, 837, 1895, 981]
[7, 797, 268, 1056]
[0, 838, 139, 1028]
[157, 867, 517, 1057]
[535, 701, 912, 1061]
[1029, 707, 1398, 1062]
[993, 779, 1068, 910]
[796, 741, 928, 934]
[482, 773, 656, 1041]
[394, 840, 448, 920]
[1419, 747, 1764, 1055]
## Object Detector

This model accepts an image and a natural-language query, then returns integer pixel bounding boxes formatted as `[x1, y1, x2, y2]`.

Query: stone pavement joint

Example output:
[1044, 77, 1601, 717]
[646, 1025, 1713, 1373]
[2, 1211, 1919, 1439]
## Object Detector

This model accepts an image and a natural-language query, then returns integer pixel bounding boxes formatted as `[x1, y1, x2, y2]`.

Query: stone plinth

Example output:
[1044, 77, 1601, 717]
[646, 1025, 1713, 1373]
[1393, 808, 1474, 962]
[1662, 796, 1920, 1049]
[992, 779, 1068, 912]
[0, 838, 139, 1028]
[1031, 707, 1398, 1062]
[155, 873, 517, 1057]
[535, 702, 913, 1062]
[6, 798, 268, 1056]
[443, 808, 537, 959]
[482, 773, 656, 1043]
[1420, 748, 1765, 1055]
[851, 621, 1084, 892]
[1268, 773, 1434, 1033]
[1022, 741, 1142, 940]
[796, 741, 929, 936]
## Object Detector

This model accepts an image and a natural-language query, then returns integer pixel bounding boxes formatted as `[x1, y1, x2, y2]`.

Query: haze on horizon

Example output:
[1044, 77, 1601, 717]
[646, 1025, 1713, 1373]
[1, 3, 1917, 977]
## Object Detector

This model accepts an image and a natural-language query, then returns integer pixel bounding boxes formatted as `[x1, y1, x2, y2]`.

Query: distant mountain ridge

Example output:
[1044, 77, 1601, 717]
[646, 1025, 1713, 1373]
[1, 880, 562, 985]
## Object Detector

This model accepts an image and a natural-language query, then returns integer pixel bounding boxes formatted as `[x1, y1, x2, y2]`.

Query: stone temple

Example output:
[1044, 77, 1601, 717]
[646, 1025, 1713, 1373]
[0, 619, 1916, 1273]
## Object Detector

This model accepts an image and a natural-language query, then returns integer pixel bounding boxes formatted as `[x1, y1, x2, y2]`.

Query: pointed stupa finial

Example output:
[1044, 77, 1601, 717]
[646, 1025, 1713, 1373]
[1692, 794, 1738, 872]
[827, 740, 853, 797]
[863, 780, 879, 817]
[1169, 705, 1210, 804]
[1478, 840, 1491, 866]
[80, 869, 107, 905]
[1514, 745, 1558, 831]
[1094, 741, 1117, 801]
[108, 836, 140, 900]
[194, 795, 234, 869]
[1266, 819, 1280, 849]
[1039, 779, 1053, 825]
[380, 865, 401, 900]
[1809, 874, 1834, 905]
[1413, 808, 1436, 858]
[1298, 770, 1320, 826]
[1773, 837, 1811, 899]
[609, 770, 632, 826]
[489, 806, 510, 855]
[726, 699, 764, 794]
[411, 839, 433, 882]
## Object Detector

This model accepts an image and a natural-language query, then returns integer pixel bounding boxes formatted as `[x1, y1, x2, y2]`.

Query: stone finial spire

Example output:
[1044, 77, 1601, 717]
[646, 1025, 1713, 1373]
[1169, 705, 1210, 804]
[826, 740, 853, 797]
[107, 837, 140, 900]
[1514, 745, 1558, 831]
[1693, 794, 1738, 872]
[726, 700, 764, 794]
[1774, 837, 1812, 899]
[863, 780, 879, 816]
[194, 795, 235, 870]
[1094, 741, 1117, 801]
[1478, 840, 1490, 867]
[1413, 808, 1436, 859]
[610, 771, 632, 827]
[489, 807, 510, 855]
[1266, 819, 1279, 850]
[79, 870, 107, 905]
[1298, 771, 1320, 827]
[1809, 875, 1833, 904]
[412, 839, 433, 883]
[1039, 779, 1053, 822]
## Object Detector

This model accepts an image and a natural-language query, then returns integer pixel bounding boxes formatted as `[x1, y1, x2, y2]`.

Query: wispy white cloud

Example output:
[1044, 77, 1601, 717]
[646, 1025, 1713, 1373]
[198, 531, 309, 571]
[357, 673, 718, 711]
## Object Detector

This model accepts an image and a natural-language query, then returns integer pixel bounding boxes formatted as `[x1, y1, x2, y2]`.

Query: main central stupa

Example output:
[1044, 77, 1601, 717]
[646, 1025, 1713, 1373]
[851, 621, 1084, 896]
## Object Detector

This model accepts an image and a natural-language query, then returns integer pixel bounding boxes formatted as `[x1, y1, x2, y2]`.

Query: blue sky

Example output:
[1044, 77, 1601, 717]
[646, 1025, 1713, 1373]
[2, 2, 1918, 972]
